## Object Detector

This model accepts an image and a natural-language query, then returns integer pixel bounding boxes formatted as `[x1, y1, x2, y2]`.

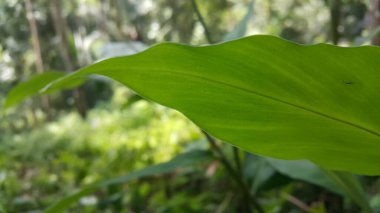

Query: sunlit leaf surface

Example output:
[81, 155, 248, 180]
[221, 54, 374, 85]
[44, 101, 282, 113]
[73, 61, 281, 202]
[10, 35, 380, 175]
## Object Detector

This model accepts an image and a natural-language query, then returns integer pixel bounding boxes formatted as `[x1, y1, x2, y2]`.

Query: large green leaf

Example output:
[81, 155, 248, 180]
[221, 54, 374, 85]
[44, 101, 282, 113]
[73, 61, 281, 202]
[10, 35, 380, 175]
[44, 150, 211, 213]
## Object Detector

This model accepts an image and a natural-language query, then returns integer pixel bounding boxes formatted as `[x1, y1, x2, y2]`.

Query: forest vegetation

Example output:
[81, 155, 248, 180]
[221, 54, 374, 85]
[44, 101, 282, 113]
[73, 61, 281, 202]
[1, 0, 380, 212]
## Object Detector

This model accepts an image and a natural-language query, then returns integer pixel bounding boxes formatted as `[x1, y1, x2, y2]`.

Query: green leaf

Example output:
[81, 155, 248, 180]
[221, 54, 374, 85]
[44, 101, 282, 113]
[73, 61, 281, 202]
[44, 150, 211, 213]
[4, 71, 84, 109]
[4, 71, 64, 109]
[243, 154, 276, 193]
[265, 158, 343, 195]
[12, 35, 380, 175]
[322, 170, 373, 213]
[246, 155, 346, 198]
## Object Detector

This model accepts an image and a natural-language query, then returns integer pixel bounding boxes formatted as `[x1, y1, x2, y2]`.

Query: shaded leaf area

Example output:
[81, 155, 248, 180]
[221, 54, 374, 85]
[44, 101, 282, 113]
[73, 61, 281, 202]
[244, 154, 373, 212]
[323, 170, 373, 213]
[45, 150, 212, 213]
[265, 158, 343, 195]
[46, 35, 380, 175]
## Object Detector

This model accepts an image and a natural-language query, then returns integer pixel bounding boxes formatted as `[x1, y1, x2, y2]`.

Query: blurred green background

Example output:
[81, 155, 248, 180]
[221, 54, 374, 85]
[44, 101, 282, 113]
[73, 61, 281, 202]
[1, 0, 380, 212]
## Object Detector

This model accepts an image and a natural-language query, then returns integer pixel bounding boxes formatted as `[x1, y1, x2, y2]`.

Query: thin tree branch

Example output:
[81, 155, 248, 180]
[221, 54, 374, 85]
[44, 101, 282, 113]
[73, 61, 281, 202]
[191, 0, 214, 43]
[281, 192, 310, 212]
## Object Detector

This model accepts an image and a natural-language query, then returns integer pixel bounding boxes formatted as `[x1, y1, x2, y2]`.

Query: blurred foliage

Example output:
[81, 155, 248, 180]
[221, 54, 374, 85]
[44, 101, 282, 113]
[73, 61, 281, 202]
[0, 84, 204, 212]
[0, 0, 379, 212]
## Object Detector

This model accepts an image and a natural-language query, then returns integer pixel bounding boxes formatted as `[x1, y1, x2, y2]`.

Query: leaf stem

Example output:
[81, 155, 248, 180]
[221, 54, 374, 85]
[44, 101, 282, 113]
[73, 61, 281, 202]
[202, 131, 264, 213]
[233, 146, 242, 175]
[281, 192, 310, 212]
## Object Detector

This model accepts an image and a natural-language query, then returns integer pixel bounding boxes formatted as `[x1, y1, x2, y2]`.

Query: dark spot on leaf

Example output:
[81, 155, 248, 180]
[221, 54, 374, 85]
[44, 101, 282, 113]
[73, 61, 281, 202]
[345, 81, 354, 85]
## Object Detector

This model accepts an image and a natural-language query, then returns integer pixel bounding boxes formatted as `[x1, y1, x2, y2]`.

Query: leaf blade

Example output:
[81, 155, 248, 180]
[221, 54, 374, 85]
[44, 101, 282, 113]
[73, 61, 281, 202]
[4, 71, 65, 109]
[4, 71, 85, 109]
[24, 35, 380, 174]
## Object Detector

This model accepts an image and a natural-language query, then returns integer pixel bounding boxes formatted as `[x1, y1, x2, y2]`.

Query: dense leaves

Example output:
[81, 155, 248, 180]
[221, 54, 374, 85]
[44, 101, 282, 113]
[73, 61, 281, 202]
[45, 150, 212, 213]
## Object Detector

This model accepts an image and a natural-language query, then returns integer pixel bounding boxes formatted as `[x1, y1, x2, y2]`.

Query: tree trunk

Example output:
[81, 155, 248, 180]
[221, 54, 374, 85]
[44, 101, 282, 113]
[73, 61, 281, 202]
[25, 0, 52, 120]
[49, 0, 88, 118]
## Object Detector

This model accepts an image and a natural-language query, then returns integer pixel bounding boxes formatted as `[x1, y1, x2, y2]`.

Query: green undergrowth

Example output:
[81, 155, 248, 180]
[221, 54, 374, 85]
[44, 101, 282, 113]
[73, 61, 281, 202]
[0, 85, 207, 212]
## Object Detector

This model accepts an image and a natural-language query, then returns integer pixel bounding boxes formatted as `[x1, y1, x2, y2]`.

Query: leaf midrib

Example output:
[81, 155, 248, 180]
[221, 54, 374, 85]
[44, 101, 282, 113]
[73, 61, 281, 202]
[131, 68, 380, 138]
